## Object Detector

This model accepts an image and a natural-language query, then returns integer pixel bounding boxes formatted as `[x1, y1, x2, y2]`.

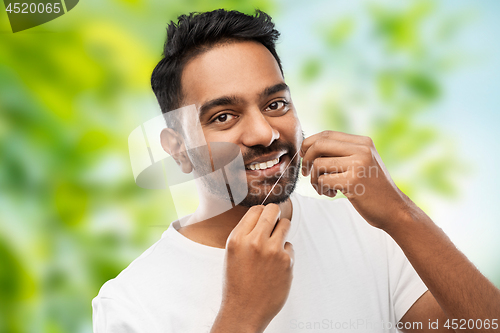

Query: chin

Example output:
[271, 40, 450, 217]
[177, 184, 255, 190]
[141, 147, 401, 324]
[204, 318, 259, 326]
[237, 177, 298, 207]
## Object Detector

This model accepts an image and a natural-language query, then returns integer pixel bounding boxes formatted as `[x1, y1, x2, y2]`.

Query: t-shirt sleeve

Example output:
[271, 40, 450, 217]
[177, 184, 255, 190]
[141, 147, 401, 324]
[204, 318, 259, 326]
[92, 291, 159, 333]
[385, 235, 428, 322]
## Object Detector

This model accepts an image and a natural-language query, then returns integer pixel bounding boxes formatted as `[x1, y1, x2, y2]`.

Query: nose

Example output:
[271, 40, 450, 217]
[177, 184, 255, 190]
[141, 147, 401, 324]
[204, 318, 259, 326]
[240, 109, 280, 147]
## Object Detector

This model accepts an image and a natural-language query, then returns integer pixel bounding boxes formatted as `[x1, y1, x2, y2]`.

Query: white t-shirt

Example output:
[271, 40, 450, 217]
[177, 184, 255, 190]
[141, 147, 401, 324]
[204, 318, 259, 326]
[92, 193, 428, 332]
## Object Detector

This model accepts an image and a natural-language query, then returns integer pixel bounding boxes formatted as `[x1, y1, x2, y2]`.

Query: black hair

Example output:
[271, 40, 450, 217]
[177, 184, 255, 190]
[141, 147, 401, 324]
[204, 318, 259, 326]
[151, 9, 283, 118]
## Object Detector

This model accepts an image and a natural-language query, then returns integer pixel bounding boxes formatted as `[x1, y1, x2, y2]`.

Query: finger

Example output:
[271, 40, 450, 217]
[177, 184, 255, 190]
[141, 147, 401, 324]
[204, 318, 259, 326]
[270, 218, 291, 246]
[231, 205, 265, 236]
[251, 203, 281, 239]
[300, 131, 373, 156]
[284, 242, 295, 268]
[309, 156, 351, 186]
[316, 173, 355, 196]
[301, 139, 359, 176]
[324, 189, 337, 198]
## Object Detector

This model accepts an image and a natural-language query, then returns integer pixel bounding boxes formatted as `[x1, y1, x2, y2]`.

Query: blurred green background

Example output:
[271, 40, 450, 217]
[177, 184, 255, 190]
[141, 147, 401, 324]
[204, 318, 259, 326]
[1, 0, 499, 332]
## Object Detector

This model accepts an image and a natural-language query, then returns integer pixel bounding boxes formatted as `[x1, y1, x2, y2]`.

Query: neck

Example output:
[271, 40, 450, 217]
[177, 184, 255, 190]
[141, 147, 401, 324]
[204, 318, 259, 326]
[177, 197, 293, 249]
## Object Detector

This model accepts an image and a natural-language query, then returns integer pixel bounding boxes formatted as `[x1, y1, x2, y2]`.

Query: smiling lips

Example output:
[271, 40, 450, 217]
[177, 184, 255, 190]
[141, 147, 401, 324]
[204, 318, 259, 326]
[246, 157, 281, 171]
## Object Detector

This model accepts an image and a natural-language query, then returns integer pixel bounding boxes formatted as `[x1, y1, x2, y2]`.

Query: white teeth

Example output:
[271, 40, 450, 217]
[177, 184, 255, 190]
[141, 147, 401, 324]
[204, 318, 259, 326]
[247, 157, 280, 170]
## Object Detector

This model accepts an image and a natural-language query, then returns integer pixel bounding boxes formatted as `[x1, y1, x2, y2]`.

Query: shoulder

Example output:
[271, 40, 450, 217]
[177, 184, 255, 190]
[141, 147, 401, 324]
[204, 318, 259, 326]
[94, 231, 172, 300]
[92, 241, 167, 333]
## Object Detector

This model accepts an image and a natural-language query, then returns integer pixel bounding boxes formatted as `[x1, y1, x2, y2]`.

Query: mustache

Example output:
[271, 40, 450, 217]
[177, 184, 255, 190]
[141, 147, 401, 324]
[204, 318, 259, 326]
[242, 140, 297, 164]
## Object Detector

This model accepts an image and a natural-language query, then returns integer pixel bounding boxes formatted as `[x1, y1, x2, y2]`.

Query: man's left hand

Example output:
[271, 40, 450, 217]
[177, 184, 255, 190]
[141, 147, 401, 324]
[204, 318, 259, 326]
[300, 130, 415, 230]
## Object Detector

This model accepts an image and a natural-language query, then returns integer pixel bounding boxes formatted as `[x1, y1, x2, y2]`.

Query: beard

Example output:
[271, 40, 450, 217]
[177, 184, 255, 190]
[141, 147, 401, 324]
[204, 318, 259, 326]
[238, 158, 300, 206]
[187, 137, 302, 208]
[232, 139, 301, 207]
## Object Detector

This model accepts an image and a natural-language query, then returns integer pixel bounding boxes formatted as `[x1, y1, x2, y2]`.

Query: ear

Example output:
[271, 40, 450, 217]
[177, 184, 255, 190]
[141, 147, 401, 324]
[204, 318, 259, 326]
[160, 128, 193, 174]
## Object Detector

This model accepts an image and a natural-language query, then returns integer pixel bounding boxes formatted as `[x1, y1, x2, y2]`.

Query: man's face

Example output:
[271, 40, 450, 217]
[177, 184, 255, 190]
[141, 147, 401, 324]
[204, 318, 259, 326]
[180, 41, 303, 206]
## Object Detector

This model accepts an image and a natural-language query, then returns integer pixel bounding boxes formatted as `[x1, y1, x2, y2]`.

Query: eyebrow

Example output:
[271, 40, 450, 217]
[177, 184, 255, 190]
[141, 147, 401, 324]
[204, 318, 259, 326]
[199, 95, 243, 120]
[260, 83, 289, 99]
[198, 83, 290, 120]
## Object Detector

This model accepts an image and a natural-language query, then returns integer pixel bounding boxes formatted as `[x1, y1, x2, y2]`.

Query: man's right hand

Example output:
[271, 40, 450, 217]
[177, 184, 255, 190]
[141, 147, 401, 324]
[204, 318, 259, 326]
[211, 204, 295, 333]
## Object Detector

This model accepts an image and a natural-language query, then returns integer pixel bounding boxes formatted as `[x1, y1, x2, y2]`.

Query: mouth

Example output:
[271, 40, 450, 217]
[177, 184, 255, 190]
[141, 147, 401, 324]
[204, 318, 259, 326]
[246, 157, 280, 171]
[245, 152, 286, 171]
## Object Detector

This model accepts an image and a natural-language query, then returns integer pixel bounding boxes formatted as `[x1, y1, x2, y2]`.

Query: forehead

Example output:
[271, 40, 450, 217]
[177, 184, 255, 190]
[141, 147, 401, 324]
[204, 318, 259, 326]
[180, 41, 284, 108]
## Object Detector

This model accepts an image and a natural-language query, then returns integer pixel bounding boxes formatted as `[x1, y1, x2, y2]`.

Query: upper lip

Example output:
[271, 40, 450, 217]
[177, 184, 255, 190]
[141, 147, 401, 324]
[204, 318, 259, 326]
[245, 151, 287, 166]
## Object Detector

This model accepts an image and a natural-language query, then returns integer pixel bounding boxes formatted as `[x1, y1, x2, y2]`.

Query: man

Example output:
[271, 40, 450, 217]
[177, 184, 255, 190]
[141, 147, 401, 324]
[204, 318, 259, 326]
[92, 9, 500, 333]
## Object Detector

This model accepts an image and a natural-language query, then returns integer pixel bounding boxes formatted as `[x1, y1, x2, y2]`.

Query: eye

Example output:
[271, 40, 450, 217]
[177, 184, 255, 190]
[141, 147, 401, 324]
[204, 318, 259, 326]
[265, 100, 289, 112]
[212, 113, 236, 123]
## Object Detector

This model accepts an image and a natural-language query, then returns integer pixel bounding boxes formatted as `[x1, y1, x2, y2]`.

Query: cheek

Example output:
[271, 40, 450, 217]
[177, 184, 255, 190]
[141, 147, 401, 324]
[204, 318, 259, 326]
[202, 128, 241, 146]
[277, 112, 302, 144]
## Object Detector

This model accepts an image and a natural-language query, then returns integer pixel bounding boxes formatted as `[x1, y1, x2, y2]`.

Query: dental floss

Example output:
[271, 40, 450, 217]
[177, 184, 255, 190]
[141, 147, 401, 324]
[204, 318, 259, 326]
[261, 149, 301, 205]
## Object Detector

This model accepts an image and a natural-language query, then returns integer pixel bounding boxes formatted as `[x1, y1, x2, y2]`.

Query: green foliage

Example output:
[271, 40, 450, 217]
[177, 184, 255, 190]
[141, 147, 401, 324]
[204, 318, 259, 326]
[300, 57, 323, 82]
[370, 0, 434, 53]
[324, 17, 355, 47]
[295, 0, 467, 207]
